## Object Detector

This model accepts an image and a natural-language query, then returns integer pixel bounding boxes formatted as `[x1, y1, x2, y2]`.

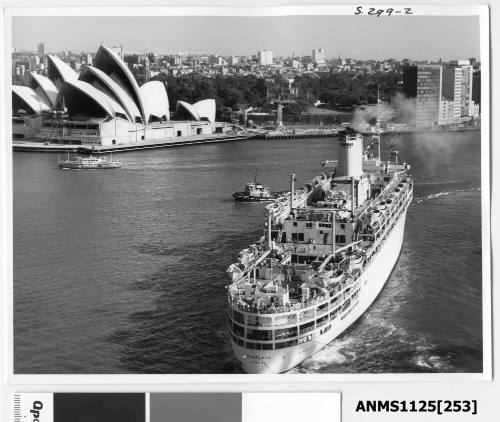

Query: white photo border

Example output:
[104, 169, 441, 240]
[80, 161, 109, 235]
[1, 3, 491, 388]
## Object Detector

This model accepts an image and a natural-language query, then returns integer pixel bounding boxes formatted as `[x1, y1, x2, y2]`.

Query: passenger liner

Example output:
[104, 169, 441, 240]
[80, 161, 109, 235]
[226, 129, 413, 373]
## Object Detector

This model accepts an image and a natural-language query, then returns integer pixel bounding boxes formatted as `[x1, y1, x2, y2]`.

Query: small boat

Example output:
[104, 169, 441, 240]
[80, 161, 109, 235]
[233, 171, 282, 202]
[58, 153, 122, 170]
[233, 181, 278, 202]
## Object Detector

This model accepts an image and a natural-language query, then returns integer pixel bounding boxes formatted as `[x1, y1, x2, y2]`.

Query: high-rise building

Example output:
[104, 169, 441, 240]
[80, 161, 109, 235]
[472, 71, 481, 107]
[403, 65, 442, 127]
[27, 56, 40, 72]
[442, 65, 462, 123]
[312, 48, 326, 65]
[449, 59, 471, 66]
[460, 65, 474, 117]
[257, 50, 273, 66]
[124, 54, 139, 69]
[170, 56, 182, 66]
[439, 99, 455, 126]
[416, 65, 442, 127]
[147, 53, 156, 64]
[37, 42, 45, 57]
[81, 53, 93, 66]
[209, 55, 224, 66]
[402, 65, 417, 125]
[402, 65, 418, 98]
[442, 62, 474, 120]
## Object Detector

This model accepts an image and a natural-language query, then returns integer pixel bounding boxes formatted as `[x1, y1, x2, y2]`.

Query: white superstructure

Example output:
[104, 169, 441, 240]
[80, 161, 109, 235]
[226, 131, 413, 373]
[58, 154, 122, 169]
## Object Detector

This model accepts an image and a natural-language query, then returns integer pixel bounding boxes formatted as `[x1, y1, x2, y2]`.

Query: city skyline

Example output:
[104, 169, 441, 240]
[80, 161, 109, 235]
[12, 15, 480, 60]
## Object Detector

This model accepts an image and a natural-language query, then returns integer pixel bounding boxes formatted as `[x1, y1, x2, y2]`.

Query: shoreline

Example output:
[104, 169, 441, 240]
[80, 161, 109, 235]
[12, 133, 250, 154]
[12, 126, 480, 154]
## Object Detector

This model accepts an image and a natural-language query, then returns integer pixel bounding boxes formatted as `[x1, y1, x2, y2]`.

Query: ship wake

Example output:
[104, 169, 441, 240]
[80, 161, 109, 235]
[289, 336, 359, 373]
[413, 187, 480, 204]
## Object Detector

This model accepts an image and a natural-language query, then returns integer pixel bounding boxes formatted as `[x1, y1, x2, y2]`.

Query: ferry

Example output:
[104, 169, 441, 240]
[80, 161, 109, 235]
[226, 128, 413, 373]
[58, 154, 122, 169]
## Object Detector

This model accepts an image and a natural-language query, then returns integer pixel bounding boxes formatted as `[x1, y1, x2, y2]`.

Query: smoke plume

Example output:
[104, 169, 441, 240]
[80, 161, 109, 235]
[350, 92, 416, 130]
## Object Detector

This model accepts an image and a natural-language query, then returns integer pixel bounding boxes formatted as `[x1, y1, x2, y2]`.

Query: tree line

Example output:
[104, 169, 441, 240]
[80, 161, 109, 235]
[153, 71, 403, 117]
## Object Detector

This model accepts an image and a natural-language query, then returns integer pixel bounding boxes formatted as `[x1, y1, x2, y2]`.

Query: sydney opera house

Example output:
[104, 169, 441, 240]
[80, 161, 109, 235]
[12, 45, 220, 146]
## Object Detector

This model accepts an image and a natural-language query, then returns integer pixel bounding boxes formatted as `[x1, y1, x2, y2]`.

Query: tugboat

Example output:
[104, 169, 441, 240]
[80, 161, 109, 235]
[233, 171, 280, 202]
[58, 153, 122, 170]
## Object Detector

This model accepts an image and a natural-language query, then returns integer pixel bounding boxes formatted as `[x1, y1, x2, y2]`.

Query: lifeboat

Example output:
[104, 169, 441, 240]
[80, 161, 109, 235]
[227, 263, 244, 281]
[370, 209, 381, 224]
[348, 254, 364, 271]
[268, 203, 279, 211]
[238, 247, 257, 266]
[328, 269, 345, 284]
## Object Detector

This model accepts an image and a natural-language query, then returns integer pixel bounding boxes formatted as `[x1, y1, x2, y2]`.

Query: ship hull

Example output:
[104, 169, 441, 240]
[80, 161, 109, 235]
[58, 163, 121, 169]
[233, 192, 285, 202]
[230, 209, 408, 374]
[233, 194, 275, 202]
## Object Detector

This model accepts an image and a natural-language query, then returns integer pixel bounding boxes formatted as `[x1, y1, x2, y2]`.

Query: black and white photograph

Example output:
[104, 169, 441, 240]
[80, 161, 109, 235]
[8, 7, 489, 376]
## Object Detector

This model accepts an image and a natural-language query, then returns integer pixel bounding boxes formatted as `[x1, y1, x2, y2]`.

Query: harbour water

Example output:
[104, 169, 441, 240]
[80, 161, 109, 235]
[13, 131, 483, 374]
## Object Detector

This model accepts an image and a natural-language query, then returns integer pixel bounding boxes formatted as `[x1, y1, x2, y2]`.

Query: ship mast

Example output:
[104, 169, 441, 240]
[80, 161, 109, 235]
[331, 211, 336, 254]
[290, 173, 295, 213]
[267, 212, 272, 250]
[376, 86, 381, 161]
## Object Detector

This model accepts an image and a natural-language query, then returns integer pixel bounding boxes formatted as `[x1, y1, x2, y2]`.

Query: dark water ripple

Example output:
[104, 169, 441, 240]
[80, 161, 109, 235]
[109, 230, 264, 373]
[13, 132, 483, 373]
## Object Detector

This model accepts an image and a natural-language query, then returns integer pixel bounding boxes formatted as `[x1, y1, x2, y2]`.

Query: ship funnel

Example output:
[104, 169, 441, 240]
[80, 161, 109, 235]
[337, 133, 363, 179]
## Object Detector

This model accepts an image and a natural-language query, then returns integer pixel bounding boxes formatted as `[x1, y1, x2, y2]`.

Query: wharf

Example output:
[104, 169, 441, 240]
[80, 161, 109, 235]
[255, 130, 344, 140]
[13, 133, 249, 154]
[78, 133, 249, 154]
[12, 142, 81, 153]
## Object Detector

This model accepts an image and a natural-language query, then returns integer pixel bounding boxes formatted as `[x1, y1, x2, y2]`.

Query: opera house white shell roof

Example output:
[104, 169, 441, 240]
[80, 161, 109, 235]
[47, 55, 77, 89]
[93, 45, 146, 121]
[192, 99, 216, 123]
[13, 44, 215, 125]
[176, 99, 216, 123]
[57, 79, 128, 119]
[79, 65, 143, 123]
[140, 81, 170, 123]
[30, 73, 58, 107]
[12, 85, 51, 115]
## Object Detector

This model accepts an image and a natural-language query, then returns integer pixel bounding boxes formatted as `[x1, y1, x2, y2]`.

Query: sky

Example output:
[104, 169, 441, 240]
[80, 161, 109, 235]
[12, 15, 480, 61]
